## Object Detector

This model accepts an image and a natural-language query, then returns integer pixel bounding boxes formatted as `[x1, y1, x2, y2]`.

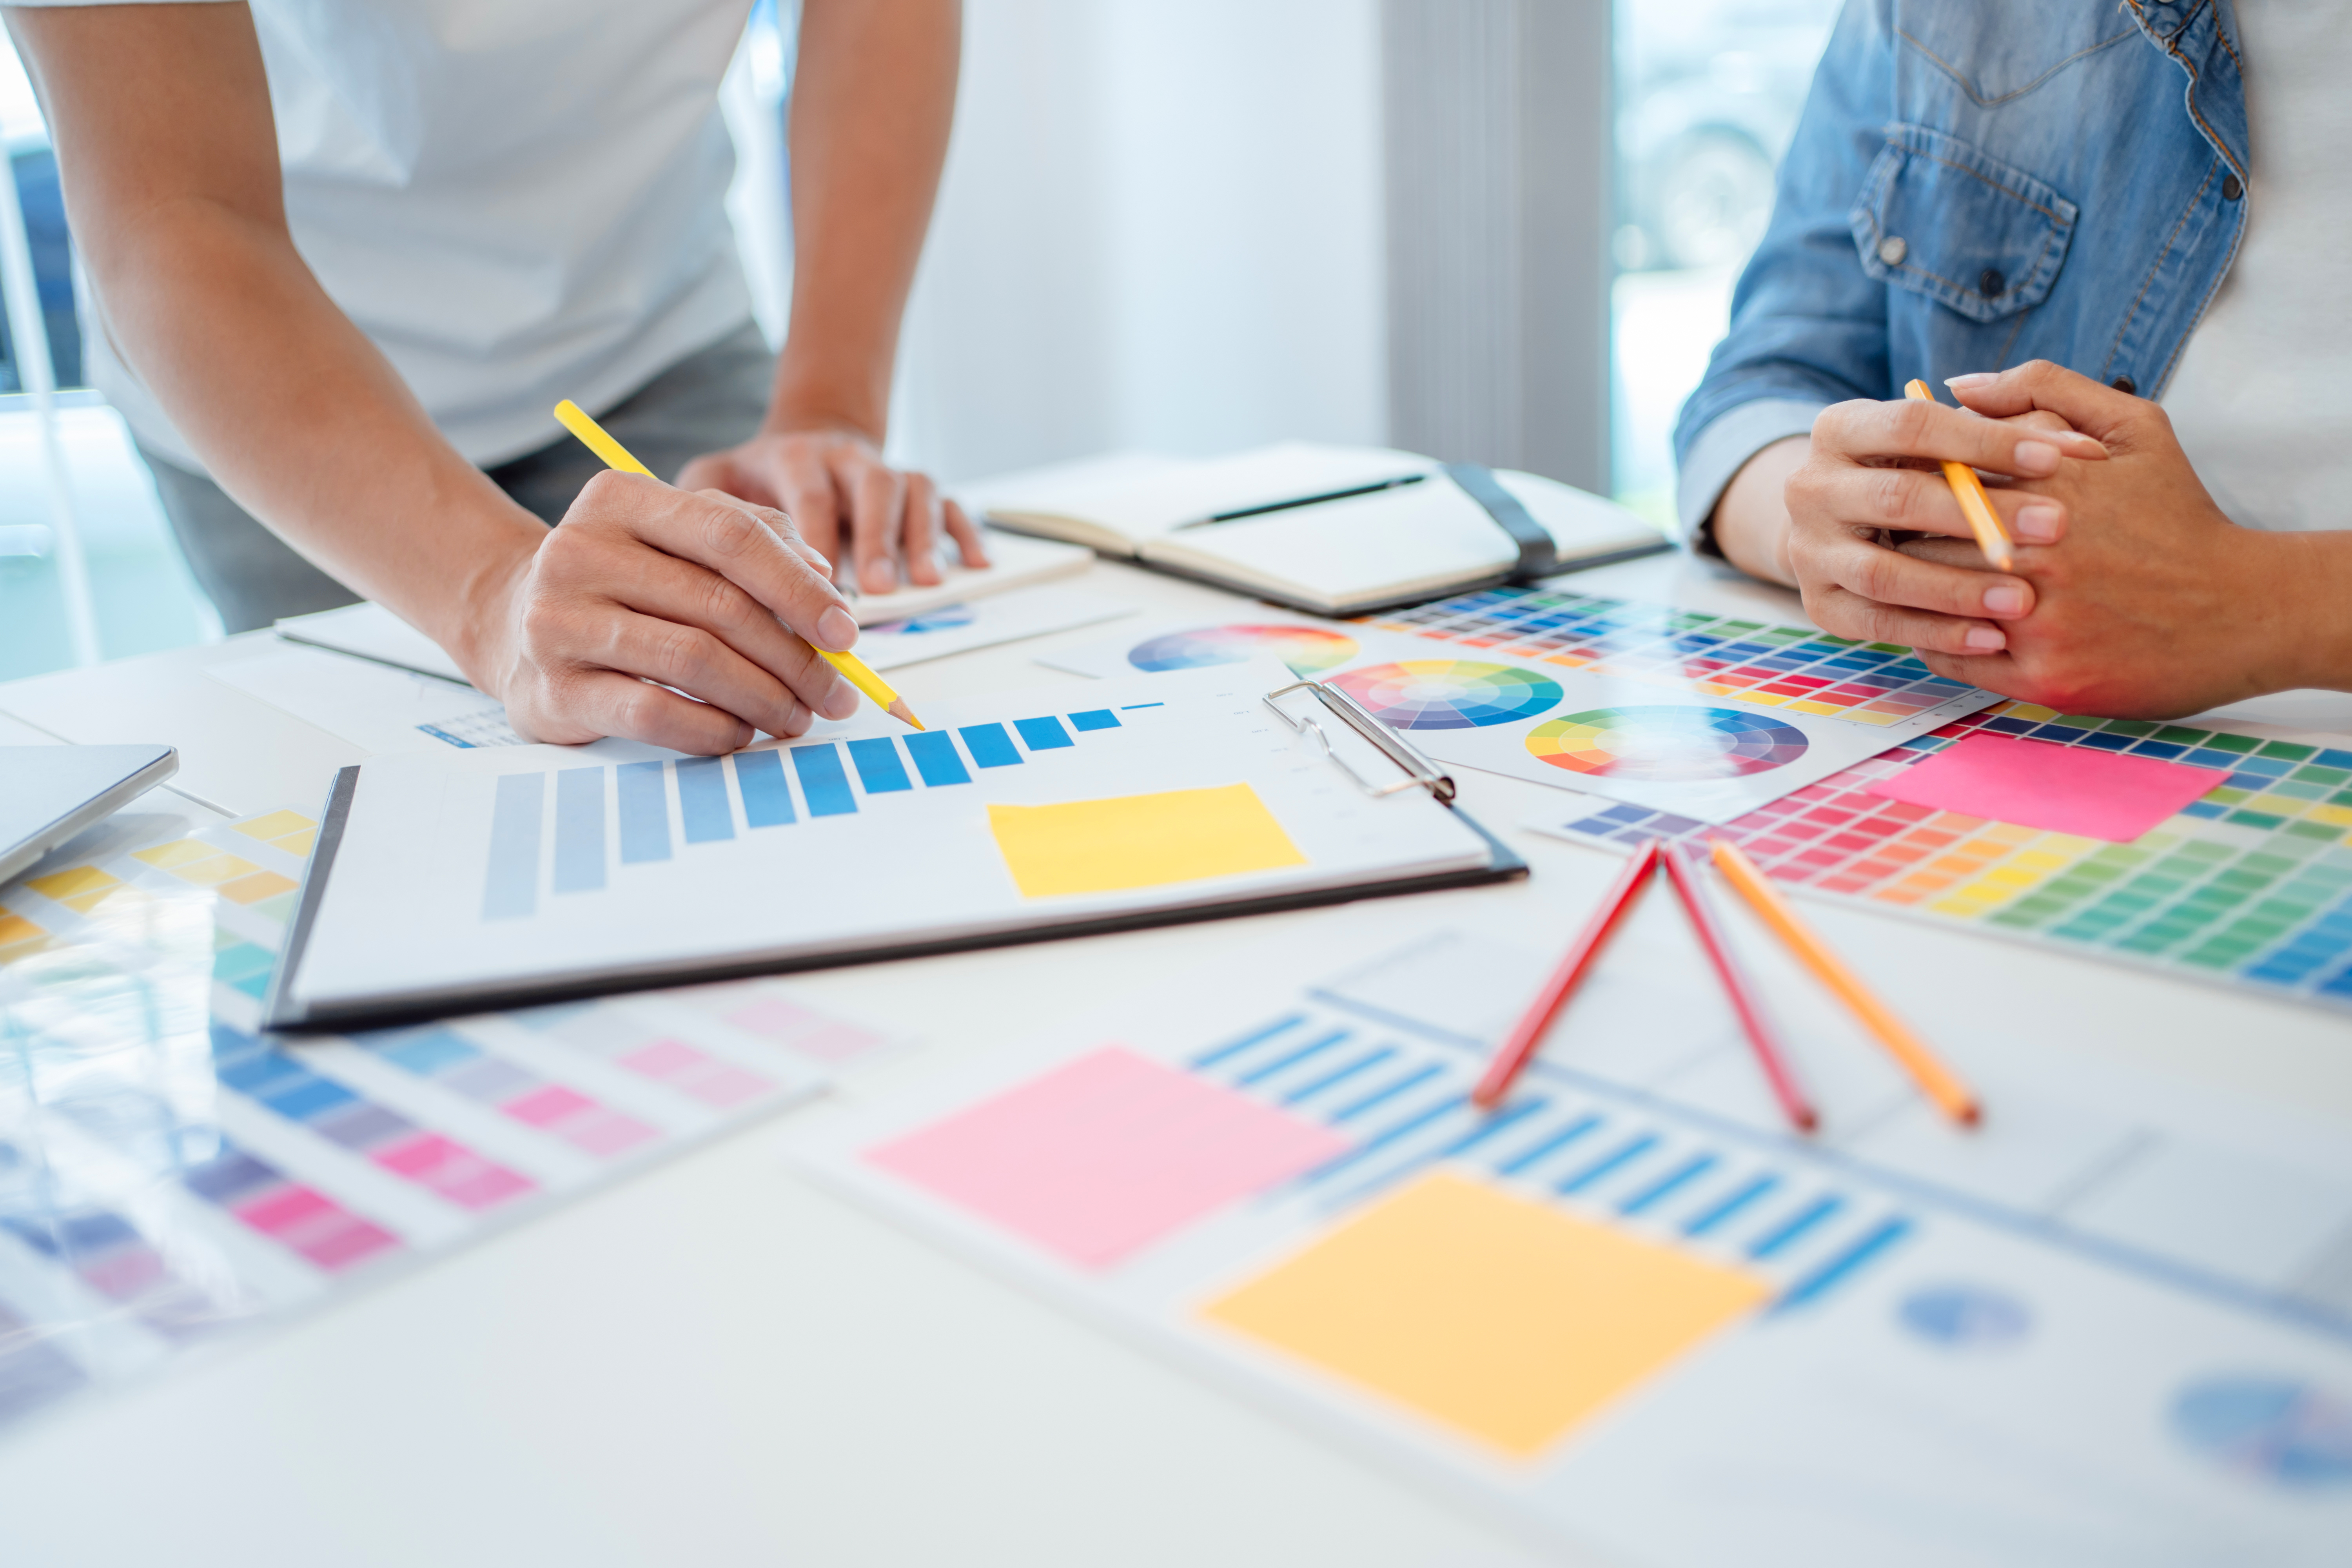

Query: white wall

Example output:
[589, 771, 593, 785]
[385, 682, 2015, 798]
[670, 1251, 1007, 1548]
[887, 0, 1387, 484]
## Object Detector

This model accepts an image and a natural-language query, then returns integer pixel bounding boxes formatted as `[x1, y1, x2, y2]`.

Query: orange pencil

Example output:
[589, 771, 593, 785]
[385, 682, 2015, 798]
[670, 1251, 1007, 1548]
[1708, 837, 1981, 1127]
[1471, 840, 1660, 1109]
[1904, 378, 2015, 572]
[1659, 843, 1817, 1133]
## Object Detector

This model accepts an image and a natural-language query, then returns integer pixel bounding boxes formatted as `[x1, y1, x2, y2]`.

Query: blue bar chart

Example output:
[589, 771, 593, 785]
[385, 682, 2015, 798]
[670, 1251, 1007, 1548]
[478, 706, 1142, 920]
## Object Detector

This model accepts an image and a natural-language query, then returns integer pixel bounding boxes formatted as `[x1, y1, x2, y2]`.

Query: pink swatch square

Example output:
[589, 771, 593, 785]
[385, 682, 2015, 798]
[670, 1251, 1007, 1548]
[1866, 733, 2229, 842]
[864, 1047, 1349, 1269]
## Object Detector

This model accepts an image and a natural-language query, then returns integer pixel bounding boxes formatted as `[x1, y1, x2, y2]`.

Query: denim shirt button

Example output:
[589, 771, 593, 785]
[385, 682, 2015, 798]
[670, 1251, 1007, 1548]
[2223, 172, 2244, 201]
[1978, 267, 2005, 296]
[2111, 375, 2137, 395]
[1877, 235, 1907, 266]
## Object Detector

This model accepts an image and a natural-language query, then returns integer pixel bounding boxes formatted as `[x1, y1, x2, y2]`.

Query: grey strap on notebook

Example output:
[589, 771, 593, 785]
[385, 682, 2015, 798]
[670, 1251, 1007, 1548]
[1443, 461, 1557, 581]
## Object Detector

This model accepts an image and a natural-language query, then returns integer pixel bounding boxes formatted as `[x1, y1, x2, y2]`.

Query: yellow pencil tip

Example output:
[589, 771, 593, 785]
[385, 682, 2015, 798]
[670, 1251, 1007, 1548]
[888, 698, 924, 730]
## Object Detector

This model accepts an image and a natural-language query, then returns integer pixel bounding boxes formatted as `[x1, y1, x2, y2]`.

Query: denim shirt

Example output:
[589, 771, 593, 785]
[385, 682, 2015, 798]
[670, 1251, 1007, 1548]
[1672, 0, 2250, 540]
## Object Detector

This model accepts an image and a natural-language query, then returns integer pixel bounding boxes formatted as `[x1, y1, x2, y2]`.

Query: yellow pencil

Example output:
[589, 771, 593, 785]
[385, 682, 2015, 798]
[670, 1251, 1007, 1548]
[552, 399, 923, 731]
[1903, 378, 2015, 572]
[1708, 837, 1982, 1127]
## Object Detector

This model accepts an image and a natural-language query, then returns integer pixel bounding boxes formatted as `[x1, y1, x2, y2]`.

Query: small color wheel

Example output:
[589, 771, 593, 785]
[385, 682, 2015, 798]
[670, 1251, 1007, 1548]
[1524, 706, 1808, 781]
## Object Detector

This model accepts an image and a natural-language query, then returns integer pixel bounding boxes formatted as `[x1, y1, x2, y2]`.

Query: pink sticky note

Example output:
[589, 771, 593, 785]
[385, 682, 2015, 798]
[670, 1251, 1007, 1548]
[1866, 733, 2228, 842]
[865, 1047, 1349, 1269]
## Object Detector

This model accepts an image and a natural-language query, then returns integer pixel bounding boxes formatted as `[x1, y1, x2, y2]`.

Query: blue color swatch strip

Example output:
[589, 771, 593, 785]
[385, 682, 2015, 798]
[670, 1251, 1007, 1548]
[552, 767, 605, 893]
[482, 772, 543, 920]
[791, 744, 858, 816]
[847, 737, 913, 794]
[733, 750, 795, 826]
[958, 723, 1023, 768]
[904, 730, 972, 786]
[616, 760, 671, 864]
[1014, 716, 1074, 750]
[675, 757, 735, 843]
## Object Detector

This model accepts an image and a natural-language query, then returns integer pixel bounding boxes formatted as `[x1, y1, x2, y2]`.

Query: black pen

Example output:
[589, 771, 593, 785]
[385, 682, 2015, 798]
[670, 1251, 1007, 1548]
[1169, 472, 1428, 530]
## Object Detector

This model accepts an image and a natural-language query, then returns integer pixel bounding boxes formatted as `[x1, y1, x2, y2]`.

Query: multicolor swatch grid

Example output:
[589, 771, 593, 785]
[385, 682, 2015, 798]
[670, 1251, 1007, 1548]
[1543, 701, 2352, 1009]
[1359, 586, 1981, 728]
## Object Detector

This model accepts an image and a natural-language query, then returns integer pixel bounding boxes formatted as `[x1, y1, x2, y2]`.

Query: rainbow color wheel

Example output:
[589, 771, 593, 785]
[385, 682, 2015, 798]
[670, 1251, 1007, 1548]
[1127, 624, 1359, 677]
[1525, 706, 1809, 781]
[1329, 660, 1563, 730]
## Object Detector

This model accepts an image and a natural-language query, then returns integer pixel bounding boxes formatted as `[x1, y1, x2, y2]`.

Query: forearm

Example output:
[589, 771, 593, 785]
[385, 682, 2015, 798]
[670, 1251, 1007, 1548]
[15, 1, 539, 676]
[769, 0, 959, 439]
[94, 203, 541, 667]
[2261, 530, 2352, 695]
[1709, 436, 1810, 588]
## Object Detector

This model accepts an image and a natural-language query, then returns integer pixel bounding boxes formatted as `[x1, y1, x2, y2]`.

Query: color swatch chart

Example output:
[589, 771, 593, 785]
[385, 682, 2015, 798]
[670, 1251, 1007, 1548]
[0, 801, 893, 1435]
[480, 703, 1163, 920]
[1359, 583, 1984, 728]
[809, 932, 2352, 1564]
[1533, 701, 2352, 1014]
[1044, 601, 1996, 824]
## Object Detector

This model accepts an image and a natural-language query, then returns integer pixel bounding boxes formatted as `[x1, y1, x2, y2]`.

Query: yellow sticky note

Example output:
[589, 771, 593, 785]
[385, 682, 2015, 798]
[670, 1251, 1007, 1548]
[25, 865, 118, 900]
[1200, 1171, 1770, 1457]
[987, 784, 1306, 899]
[233, 809, 316, 842]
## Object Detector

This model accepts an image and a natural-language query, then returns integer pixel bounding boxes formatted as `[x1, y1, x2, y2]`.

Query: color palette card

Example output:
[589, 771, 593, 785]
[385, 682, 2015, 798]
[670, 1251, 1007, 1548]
[1529, 701, 2352, 1017]
[802, 926, 2352, 1565]
[1038, 584, 1998, 823]
[0, 797, 896, 1436]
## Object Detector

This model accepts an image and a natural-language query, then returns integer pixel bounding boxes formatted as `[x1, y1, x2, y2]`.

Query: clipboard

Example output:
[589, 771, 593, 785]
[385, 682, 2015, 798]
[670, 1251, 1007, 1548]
[265, 668, 1526, 1033]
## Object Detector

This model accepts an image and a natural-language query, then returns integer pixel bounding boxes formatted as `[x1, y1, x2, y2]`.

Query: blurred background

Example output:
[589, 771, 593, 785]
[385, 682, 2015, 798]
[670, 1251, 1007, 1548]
[0, 0, 1841, 681]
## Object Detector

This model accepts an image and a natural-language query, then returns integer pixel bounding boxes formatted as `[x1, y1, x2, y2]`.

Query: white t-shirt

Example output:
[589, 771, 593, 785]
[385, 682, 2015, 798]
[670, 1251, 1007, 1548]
[2161, 0, 2352, 533]
[25, 0, 757, 471]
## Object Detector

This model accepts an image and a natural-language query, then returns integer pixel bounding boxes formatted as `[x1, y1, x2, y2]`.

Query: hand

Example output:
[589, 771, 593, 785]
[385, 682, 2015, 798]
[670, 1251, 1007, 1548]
[466, 472, 867, 754]
[1780, 388, 2110, 655]
[677, 426, 988, 595]
[1896, 361, 2330, 717]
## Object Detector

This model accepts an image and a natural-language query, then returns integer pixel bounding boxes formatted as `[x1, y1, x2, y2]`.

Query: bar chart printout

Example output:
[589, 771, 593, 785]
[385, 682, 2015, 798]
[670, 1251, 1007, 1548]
[0, 799, 891, 1435]
[475, 706, 1152, 921]
[281, 667, 1496, 1025]
[807, 931, 2352, 1566]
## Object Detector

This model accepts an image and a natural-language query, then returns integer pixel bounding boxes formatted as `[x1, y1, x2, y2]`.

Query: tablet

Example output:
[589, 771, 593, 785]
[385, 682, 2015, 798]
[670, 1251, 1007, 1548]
[0, 744, 180, 887]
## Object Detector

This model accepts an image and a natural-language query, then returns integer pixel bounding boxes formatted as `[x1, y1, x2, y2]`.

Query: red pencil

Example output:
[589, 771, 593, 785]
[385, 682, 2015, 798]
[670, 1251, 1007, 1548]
[1471, 839, 1662, 1109]
[1659, 842, 1818, 1133]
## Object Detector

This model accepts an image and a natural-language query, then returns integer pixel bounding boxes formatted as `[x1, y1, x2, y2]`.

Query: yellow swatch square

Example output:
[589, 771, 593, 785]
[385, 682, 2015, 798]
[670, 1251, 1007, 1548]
[987, 784, 1306, 899]
[25, 865, 117, 901]
[131, 839, 213, 871]
[169, 853, 261, 887]
[233, 809, 316, 842]
[0, 913, 45, 948]
[271, 829, 319, 858]
[1200, 1171, 1769, 1457]
[218, 870, 299, 905]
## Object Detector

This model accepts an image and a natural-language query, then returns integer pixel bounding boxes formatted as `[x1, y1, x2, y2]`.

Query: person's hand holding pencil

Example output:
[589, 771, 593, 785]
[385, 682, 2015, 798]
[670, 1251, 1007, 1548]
[1775, 381, 2108, 661]
[455, 401, 898, 755]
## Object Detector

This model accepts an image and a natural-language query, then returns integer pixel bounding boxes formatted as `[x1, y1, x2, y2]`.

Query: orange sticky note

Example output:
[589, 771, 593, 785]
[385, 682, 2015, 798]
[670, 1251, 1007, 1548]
[1201, 1171, 1771, 1456]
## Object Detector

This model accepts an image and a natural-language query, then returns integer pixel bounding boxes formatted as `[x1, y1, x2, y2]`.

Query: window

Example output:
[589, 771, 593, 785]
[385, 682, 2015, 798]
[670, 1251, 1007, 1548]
[1611, 0, 1842, 528]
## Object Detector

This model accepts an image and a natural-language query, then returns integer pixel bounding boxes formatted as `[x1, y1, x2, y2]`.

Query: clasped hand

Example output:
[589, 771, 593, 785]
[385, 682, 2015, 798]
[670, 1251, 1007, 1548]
[1786, 360, 2301, 718]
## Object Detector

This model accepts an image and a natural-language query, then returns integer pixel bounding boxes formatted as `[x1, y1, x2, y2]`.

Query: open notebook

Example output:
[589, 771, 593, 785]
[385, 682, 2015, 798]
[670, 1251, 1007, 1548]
[962, 443, 1668, 615]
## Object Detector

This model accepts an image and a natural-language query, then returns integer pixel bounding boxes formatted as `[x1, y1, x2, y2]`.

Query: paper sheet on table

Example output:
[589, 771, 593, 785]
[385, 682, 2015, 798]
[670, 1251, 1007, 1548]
[1864, 733, 2229, 841]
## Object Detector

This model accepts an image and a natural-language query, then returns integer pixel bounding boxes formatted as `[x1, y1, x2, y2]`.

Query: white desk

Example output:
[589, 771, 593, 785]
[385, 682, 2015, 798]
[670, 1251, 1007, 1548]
[4, 554, 2350, 1568]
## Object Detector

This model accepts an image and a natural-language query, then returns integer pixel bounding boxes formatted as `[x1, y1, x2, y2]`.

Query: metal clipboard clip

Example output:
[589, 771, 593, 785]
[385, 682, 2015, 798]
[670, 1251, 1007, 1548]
[1263, 679, 1457, 803]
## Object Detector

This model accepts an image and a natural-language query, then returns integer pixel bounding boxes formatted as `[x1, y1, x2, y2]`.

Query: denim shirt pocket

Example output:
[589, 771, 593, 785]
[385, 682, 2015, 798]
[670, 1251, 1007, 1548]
[1848, 123, 2078, 324]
